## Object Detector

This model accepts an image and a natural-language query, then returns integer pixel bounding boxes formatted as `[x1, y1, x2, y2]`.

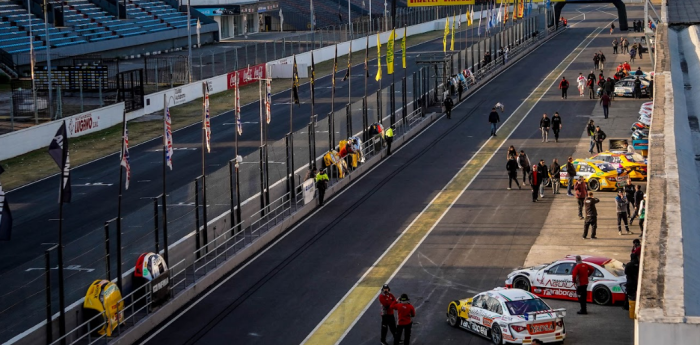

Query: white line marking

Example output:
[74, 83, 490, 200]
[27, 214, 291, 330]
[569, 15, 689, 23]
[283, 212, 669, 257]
[303, 21, 611, 345]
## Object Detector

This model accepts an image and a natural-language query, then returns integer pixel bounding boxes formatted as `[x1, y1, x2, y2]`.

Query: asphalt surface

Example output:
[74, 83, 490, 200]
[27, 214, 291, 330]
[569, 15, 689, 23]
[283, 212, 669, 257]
[140, 5, 633, 345]
[0, 11, 526, 343]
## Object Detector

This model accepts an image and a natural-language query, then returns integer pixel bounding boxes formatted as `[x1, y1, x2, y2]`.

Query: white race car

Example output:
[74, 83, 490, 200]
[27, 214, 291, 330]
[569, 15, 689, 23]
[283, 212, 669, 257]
[446, 288, 566, 344]
[504, 255, 627, 306]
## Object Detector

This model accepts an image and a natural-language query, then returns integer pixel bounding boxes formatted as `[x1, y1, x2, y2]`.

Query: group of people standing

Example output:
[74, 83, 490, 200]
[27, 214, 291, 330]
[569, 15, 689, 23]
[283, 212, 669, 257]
[378, 284, 416, 345]
[505, 148, 564, 202]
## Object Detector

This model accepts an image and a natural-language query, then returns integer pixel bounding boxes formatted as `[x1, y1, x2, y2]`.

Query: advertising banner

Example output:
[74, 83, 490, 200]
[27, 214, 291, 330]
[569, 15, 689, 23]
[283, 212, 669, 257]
[228, 64, 267, 89]
[407, 0, 475, 7]
[303, 179, 316, 205]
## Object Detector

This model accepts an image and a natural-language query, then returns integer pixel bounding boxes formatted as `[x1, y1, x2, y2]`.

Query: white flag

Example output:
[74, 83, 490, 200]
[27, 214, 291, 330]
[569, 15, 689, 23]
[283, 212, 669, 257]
[196, 19, 201, 48]
[164, 97, 173, 170]
[235, 74, 242, 135]
[203, 83, 211, 153]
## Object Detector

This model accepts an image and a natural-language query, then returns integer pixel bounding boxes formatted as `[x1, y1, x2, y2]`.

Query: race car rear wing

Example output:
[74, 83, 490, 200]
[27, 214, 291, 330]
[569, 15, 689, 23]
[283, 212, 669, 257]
[524, 308, 567, 321]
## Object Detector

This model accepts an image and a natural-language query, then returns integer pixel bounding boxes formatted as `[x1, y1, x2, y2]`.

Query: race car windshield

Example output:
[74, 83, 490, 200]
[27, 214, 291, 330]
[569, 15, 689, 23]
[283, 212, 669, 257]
[603, 259, 625, 277]
[596, 163, 616, 172]
[505, 299, 551, 316]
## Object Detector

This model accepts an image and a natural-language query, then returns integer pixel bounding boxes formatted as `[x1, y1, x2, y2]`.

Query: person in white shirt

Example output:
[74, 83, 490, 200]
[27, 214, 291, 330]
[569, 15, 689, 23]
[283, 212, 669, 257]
[577, 73, 587, 97]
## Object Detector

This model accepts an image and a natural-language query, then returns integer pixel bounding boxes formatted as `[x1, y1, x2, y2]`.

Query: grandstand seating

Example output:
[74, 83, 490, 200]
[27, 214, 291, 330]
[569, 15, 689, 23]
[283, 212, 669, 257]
[277, 0, 409, 31]
[0, 0, 197, 55]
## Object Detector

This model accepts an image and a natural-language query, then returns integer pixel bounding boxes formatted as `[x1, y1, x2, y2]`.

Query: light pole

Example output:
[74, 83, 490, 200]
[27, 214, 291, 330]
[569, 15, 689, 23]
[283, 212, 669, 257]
[42, 0, 53, 119]
[187, 0, 192, 82]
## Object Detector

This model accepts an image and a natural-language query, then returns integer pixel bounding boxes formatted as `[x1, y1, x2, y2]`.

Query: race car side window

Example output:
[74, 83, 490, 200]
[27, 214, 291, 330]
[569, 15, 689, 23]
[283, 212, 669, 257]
[549, 263, 575, 275]
[593, 269, 604, 278]
[486, 298, 503, 315]
[472, 295, 485, 309]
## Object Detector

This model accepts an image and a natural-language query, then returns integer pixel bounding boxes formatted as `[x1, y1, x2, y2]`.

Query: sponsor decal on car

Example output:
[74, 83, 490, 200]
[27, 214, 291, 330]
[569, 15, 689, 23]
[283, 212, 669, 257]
[543, 279, 575, 289]
[527, 321, 556, 335]
[470, 322, 489, 337]
[483, 317, 493, 327]
[542, 288, 577, 298]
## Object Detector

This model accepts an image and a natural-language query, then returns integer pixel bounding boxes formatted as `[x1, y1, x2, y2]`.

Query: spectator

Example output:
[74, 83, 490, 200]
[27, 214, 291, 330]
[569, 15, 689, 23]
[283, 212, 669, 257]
[537, 160, 549, 198]
[572, 255, 595, 314]
[583, 191, 600, 239]
[378, 284, 398, 345]
[550, 158, 561, 195]
[600, 93, 611, 119]
[518, 150, 531, 185]
[616, 190, 632, 235]
[575, 176, 588, 219]
[551, 112, 563, 142]
[594, 126, 607, 153]
[506, 156, 521, 190]
[391, 294, 416, 345]
[566, 157, 577, 196]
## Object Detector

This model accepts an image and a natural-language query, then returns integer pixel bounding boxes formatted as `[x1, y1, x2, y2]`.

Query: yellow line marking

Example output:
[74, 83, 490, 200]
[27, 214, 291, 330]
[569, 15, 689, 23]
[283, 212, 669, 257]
[301, 25, 607, 345]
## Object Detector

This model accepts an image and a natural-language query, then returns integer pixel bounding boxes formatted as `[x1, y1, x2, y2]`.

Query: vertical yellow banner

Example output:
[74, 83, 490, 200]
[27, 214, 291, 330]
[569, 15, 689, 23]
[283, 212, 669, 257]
[376, 33, 382, 81]
[450, 14, 455, 51]
[443, 16, 449, 52]
[401, 26, 407, 69]
[387, 29, 395, 75]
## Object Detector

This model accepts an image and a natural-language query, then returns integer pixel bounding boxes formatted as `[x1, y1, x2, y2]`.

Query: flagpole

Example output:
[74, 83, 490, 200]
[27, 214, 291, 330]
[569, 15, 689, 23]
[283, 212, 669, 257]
[161, 96, 169, 266]
[200, 83, 209, 250]
[114, 109, 129, 298]
[57, 166, 66, 341]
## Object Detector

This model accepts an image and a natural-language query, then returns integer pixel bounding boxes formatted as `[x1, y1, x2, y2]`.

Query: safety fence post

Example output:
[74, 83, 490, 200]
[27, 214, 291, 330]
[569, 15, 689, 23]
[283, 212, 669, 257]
[194, 176, 201, 259]
[44, 246, 54, 345]
[153, 196, 160, 254]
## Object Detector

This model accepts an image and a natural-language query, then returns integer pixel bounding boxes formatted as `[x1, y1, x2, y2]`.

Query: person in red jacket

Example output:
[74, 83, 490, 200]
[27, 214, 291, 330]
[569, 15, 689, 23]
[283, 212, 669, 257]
[378, 284, 398, 345]
[559, 77, 569, 99]
[571, 255, 595, 314]
[391, 294, 416, 345]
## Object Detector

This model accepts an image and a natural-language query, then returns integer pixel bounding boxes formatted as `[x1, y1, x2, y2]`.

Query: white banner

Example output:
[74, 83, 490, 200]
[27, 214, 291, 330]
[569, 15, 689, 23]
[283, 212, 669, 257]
[303, 179, 316, 205]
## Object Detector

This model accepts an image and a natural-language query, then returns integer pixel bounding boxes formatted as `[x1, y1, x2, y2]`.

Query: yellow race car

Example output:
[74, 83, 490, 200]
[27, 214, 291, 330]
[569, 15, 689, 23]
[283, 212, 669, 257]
[559, 159, 619, 191]
[589, 151, 647, 180]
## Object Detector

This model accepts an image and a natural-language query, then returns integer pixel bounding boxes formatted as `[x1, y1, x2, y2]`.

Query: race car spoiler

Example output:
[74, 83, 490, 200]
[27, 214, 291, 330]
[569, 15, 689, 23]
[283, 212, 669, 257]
[524, 308, 567, 321]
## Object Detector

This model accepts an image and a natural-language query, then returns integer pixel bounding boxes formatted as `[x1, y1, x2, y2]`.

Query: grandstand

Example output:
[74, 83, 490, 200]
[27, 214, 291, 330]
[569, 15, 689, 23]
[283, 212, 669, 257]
[277, 0, 409, 31]
[0, 0, 217, 73]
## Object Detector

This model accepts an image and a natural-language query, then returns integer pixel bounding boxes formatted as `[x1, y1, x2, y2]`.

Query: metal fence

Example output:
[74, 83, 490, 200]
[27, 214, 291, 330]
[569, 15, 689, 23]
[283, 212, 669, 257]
[0, 13, 550, 345]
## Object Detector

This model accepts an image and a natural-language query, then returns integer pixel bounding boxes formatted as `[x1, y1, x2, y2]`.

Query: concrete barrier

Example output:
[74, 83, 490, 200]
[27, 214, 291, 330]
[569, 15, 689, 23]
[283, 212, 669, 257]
[0, 103, 125, 161]
[636, 23, 700, 344]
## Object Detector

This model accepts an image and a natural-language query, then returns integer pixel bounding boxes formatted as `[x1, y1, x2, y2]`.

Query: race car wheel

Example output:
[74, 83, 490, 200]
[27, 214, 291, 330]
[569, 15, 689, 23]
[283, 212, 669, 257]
[588, 178, 601, 191]
[593, 286, 612, 305]
[491, 323, 503, 345]
[513, 276, 531, 292]
[448, 305, 459, 327]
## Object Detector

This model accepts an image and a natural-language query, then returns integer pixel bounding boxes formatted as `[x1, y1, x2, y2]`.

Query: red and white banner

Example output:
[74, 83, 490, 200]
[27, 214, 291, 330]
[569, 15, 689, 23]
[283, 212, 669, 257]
[228, 64, 267, 89]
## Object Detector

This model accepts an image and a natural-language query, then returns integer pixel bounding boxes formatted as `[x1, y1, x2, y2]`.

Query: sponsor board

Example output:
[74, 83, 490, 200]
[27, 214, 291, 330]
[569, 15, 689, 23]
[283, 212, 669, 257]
[227, 63, 266, 89]
[68, 112, 100, 136]
[303, 179, 316, 205]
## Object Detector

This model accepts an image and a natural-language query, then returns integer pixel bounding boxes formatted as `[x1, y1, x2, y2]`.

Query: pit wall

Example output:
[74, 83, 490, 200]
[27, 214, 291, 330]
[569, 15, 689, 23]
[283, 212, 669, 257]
[635, 22, 700, 345]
